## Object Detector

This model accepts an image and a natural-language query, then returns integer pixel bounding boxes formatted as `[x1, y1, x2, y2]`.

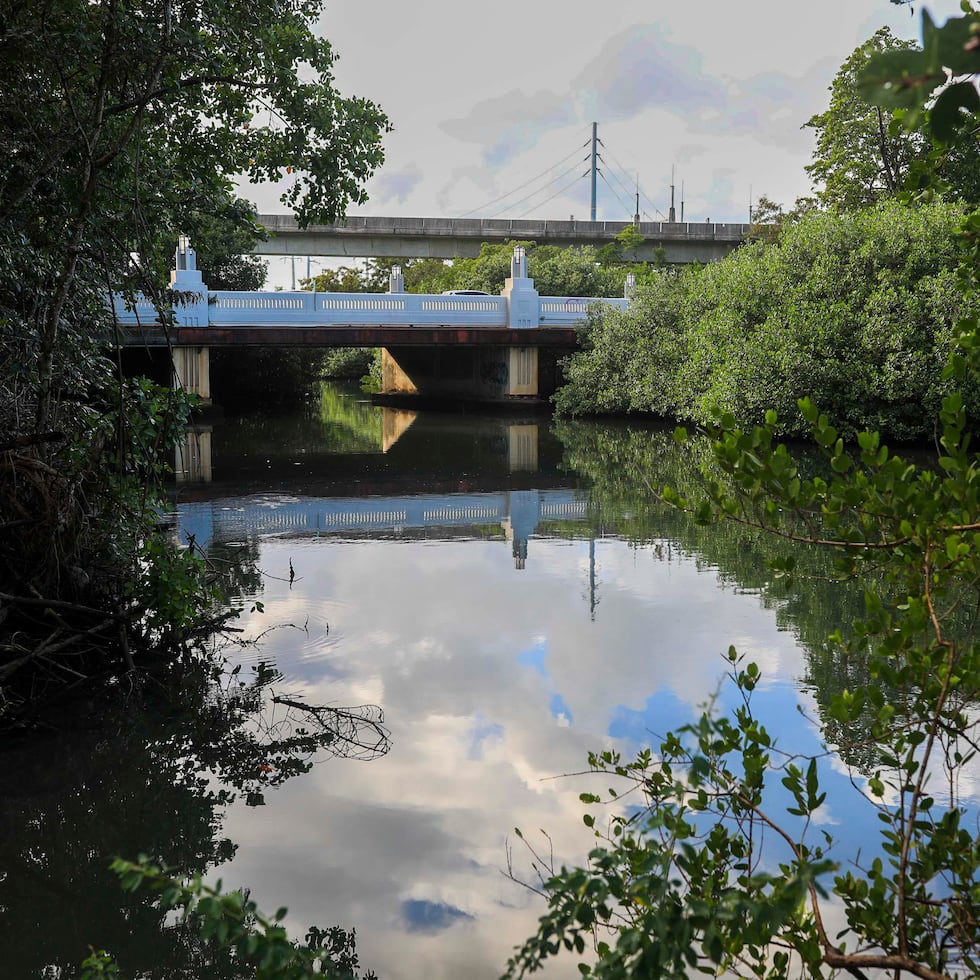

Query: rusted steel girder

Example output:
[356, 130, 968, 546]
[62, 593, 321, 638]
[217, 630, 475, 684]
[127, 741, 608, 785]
[167, 325, 581, 348]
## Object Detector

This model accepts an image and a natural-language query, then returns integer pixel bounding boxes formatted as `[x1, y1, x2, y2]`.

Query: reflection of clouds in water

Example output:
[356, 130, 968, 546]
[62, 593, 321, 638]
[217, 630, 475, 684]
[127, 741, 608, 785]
[216, 535, 816, 979]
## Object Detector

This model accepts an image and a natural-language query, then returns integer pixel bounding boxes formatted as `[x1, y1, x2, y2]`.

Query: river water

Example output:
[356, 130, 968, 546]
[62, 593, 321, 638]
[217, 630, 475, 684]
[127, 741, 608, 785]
[2, 383, 972, 979]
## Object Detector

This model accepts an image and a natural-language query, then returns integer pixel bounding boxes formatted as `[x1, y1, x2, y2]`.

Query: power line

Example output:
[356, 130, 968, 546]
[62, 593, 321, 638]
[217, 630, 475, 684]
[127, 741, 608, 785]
[597, 155, 638, 212]
[516, 170, 591, 219]
[459, 140, 589, 218]
[488, 156, 589, 219]
[598, 138, 669, 220]
[598, 169, 633, 218]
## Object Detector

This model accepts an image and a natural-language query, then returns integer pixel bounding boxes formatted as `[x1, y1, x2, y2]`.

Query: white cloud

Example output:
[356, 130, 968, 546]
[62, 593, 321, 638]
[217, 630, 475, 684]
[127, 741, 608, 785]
[373, 166, 425, 206]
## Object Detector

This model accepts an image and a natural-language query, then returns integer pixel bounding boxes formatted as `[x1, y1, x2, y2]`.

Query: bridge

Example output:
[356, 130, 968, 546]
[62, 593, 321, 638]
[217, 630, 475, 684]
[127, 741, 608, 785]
[176, 489, 589, 570]
[115, 239, 631, 405]
[255, 214, 751, 264]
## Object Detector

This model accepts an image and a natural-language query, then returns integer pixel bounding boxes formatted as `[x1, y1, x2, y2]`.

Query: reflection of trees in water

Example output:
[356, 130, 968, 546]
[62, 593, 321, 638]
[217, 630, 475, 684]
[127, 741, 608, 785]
[318, 382, 385, 454]
[214, 387, 384, 461]
[0, 653, 388, 977]
[553, 418, 887, 774]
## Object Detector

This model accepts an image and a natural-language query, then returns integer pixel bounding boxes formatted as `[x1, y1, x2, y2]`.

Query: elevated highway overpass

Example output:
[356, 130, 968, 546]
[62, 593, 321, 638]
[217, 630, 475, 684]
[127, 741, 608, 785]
[255, 214, 752, 264]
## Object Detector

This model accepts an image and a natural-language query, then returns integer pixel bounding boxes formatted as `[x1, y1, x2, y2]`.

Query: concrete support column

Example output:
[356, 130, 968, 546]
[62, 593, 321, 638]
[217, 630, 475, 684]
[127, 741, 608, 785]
[173, 346, 211, 401]
[169, 236, 212, 402]
[507, 347, 538, 396]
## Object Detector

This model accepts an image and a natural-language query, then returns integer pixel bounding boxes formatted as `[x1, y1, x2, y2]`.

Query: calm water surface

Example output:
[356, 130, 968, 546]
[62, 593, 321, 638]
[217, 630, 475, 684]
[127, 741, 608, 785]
[4, 384, 974, 979]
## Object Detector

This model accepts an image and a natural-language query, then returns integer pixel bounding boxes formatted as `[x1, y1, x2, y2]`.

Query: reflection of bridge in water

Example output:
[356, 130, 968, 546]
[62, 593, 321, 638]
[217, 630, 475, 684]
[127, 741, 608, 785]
[178, 489, 589, 569]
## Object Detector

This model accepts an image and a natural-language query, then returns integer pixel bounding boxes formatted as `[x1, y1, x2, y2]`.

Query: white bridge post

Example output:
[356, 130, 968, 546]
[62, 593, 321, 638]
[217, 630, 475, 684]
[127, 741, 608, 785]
[500, 246, 540, 396]
[169, 235, 211, 401]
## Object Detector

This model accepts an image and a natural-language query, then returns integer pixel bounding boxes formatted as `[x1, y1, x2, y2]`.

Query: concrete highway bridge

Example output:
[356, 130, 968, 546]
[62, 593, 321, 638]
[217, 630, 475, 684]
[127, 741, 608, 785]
[255, 214, 751, 264]
[115, 239, 631, 405]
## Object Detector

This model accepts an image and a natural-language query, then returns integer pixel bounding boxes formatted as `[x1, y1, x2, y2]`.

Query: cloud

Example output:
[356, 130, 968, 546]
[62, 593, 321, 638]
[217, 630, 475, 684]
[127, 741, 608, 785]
[572, 24, 724, 122]
[440, 89, 576, 165]
[435, 23, 833, 176]
[374, 167, 424, 206]
[707, 57, 841, 151]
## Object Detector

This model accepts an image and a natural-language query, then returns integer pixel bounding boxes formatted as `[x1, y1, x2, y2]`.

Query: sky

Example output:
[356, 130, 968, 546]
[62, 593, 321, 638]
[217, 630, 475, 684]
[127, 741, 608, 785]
[243, 0, 965, 238]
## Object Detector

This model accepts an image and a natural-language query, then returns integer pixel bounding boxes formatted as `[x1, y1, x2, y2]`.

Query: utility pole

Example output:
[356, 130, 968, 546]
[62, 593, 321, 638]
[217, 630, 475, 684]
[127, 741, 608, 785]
[634, 173, 640, 226]
[681, 181, 685, 223]
[669, 165, 676, 223]
[590, 122, 598, 222]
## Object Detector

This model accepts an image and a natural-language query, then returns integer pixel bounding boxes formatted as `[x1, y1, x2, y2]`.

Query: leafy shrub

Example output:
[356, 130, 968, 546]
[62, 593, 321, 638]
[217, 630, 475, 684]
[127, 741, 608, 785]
[558, 200, 978, 441]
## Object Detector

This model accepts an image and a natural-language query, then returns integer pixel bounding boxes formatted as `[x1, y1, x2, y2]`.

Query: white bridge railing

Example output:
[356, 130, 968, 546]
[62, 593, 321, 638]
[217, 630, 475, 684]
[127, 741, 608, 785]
[111, 240, 633, 331]
[210, 290, 509, 326]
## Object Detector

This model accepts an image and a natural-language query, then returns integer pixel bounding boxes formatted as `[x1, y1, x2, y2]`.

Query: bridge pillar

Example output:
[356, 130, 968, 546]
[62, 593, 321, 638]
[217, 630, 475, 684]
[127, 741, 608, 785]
[172, 345, 211, 401]
[507, 347, 538, 396]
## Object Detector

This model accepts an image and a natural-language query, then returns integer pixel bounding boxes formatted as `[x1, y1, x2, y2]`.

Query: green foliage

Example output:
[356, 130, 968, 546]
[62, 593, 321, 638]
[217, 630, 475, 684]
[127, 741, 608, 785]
[189, 196, 269, 292]
[361, 350, 384, 394]
[406, 241, 629, 297]
[320, 347, 376, 381]
[304, 263, 390, 294]
[511, 390, 980, 980]
[134, 534, 214, 642]
[556, 199, 978, 440]
[597, 225, 648, 265]
[80, 949, 123, 979]
[508, 656, 835, 980]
